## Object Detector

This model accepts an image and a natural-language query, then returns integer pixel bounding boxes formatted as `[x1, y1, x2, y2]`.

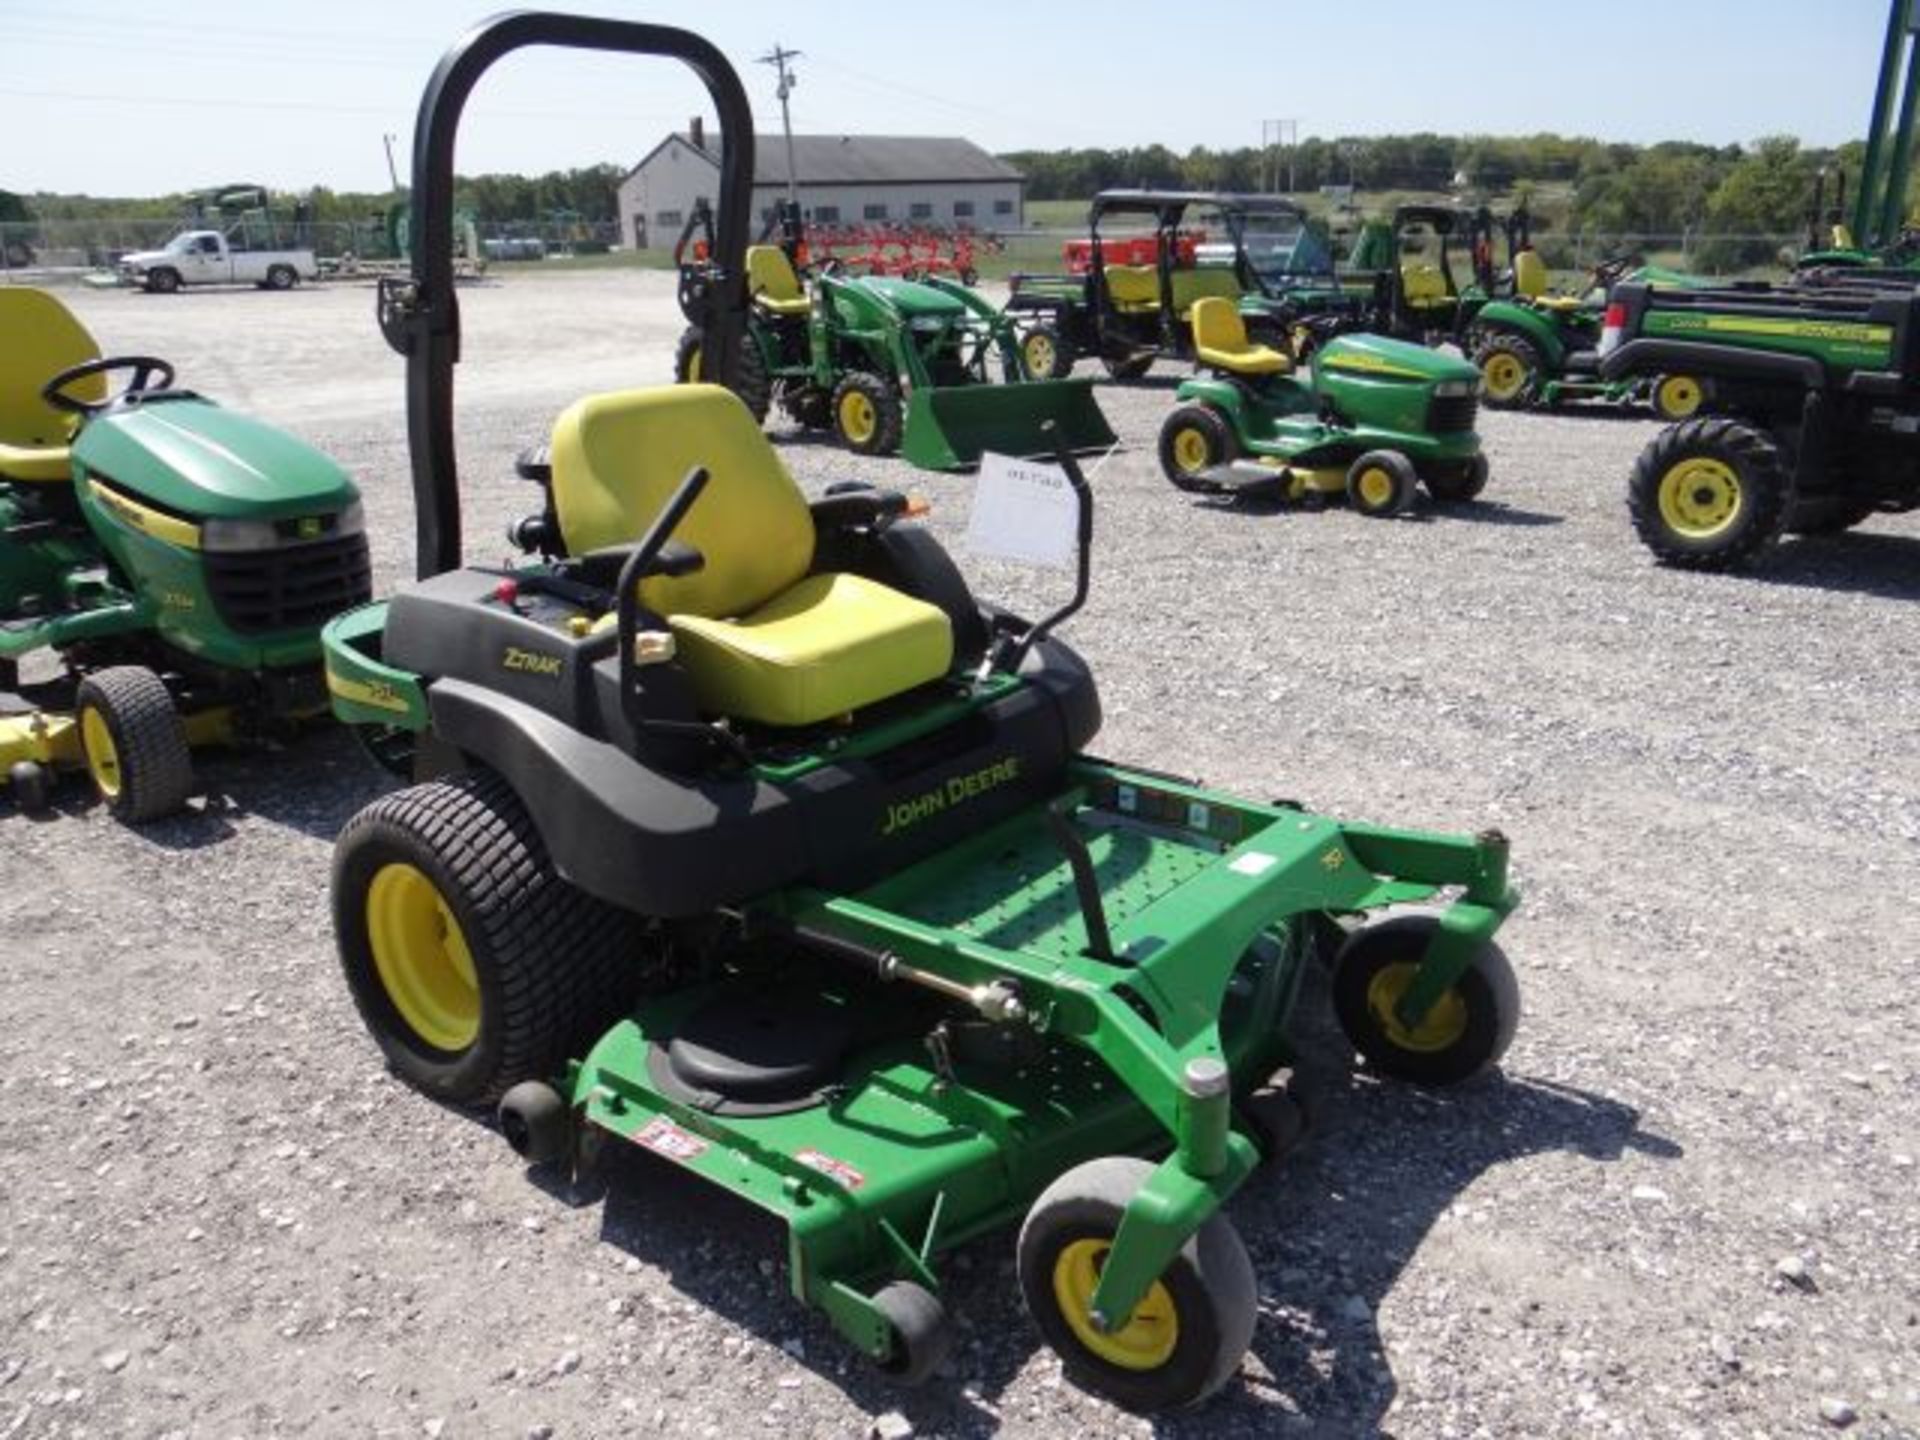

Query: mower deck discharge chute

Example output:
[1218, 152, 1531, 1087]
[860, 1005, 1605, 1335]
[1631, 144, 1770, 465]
[1, 287, 367, 819]
[326, 14, 1525, 1412]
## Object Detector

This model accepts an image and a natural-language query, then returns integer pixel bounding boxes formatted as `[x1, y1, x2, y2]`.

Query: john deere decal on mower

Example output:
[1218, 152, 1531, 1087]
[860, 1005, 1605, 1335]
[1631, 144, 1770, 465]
[326, 14, 1526, 1413]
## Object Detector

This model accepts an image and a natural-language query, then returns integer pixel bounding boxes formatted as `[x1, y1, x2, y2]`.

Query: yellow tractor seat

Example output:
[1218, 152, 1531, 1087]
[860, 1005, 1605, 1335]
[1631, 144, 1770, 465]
[1102, 264, 1162, 313]
[1189, 297, 1290, 377]
[1400, 262, 1452, 309]
[745, 244, 812, 317]
[1511, 249, 1550, 299]
[0, 288, 105, 484]
[1169, 267, 1241, 319]
[548, 385, 953, 728]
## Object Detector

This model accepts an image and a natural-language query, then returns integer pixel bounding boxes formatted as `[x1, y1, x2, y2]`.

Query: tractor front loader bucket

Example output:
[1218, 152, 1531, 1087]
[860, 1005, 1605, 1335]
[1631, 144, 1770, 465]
[901, 378, 1115, 470]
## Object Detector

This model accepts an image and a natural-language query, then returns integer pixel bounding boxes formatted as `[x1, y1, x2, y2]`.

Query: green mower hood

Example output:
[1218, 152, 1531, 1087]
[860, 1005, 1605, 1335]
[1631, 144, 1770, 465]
[840, 275, 968, 321]
[1314, 333, 1479, 386]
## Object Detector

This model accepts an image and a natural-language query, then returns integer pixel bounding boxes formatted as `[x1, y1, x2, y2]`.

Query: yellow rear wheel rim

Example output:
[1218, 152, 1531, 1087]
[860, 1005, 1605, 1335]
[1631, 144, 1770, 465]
[1366, 961, 1469, 1053]
[1170, 426, 1212, 474]
[1657, 456, 1741, 538]
[1052, 1239, 1180, 1372]
[1024, 334, 1055, 376]
[1481, 353, 1527, 400]
[1657, 375, 1702, 417]
[80, 707, 121, 799]
[366, 862, 481, 1053]
[839, 390, 878, 444]
[1355, 466, 1397, 510]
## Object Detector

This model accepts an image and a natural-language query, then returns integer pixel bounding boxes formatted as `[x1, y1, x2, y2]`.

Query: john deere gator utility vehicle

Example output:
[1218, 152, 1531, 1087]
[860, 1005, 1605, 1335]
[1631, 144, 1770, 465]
[325, 14, 1526, 1412]
[1005, 191, 1353, 382]
[1156, 297, 1488, 513]
[1597, 272, 1920, 567]
[1344, 205, 1486, 346]
[0, 288, 368, 820]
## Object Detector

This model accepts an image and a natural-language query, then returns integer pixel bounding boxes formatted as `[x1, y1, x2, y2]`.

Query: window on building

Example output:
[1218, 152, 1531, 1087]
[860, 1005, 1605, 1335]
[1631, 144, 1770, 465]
[993, 199, 1014, 216]
[910, 202, 933, 220]
[655, 210, 683, 228]
[863, 202, 888, 221]
[953, 200, 975, 219]
[813, 205, 840, 223]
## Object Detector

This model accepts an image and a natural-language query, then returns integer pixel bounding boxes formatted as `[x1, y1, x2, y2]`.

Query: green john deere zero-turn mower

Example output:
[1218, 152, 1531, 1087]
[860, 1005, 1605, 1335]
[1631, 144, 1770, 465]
[0, 287, 368, 820]
[1156, 297, 1489, 515]
[326, 15, 1525, 1411]
[673, 233, 1112, 471]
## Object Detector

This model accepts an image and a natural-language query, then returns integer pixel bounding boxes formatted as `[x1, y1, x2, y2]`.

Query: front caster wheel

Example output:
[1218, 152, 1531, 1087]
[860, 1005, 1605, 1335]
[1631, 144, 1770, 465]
[873, 1281, 954, 1386]
[1017, 1156, 1256, 1412]
[8, 759, 52, 814]
[1331, 913, 1520, 1086]
[499, 1080, 572, 1166]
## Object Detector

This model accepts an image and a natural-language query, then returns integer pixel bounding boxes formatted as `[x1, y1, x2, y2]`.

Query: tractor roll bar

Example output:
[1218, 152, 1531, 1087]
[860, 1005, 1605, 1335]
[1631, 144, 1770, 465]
[390, 11, 756, 579]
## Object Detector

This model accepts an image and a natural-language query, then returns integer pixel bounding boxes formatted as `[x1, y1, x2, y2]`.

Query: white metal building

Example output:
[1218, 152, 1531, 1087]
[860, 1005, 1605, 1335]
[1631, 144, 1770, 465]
[616, 124, 1024, 248]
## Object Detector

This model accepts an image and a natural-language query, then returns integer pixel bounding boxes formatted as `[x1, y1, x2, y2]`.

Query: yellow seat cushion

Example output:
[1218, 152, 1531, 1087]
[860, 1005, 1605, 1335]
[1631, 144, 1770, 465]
[1169, 267, 1241, 319]
[1400, 262, 1451, 309]
[1189, 296, 1291, 377]
[0, 288, 103, 485]
[747, 244, 811, 317]
[1511, 249, 1549, 299]
[1103, 264, 1162, 312]
[671, 572, 953, 727]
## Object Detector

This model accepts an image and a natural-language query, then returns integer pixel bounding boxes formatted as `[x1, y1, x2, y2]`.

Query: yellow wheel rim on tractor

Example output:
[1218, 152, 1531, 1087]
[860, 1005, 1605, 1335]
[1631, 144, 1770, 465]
[1169, 425, 1212, 475]
[1023, 332, 1056, 377]
[1365, 961, 1469, 1054]
[839, 389, 878, 445]
[366, 862, 481, 1052]
[1656, 456, 1742, 538]
[1656, 375, 1703, 418]
[1355, 466, 1397, 511]
[1052, 1239, 1180, 1371]
[1481, 352, 1528, 401]
[80, 707, 122, 799]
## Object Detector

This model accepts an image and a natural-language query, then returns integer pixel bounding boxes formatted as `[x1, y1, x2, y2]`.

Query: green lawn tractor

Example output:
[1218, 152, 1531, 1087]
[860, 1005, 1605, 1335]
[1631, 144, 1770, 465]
[674, 236, 1111, 470]
[1, 287, 368, 820]
[325, 15, 1526, 1413]
[1156, 297, 1488, 515]
[1597, 273, 1920, 567]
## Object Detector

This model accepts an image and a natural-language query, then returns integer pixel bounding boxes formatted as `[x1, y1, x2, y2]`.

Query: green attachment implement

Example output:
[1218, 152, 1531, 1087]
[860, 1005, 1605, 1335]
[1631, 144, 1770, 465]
[902, 377, 1114, 470]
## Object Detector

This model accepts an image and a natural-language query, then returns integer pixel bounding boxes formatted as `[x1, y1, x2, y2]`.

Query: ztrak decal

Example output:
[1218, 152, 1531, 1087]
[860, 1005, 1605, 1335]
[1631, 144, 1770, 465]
[879, 755, 1021, 836]
[502, 645, 563, 677]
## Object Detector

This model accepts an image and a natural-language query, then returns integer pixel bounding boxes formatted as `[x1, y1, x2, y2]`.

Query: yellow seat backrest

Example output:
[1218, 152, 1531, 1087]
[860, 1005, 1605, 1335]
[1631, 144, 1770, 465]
[1190, 296, 1251, 354]
[1170, 267, 1241, 315]
[1103, 264, 1161, 308]
[549, 385, 815, 620]
[746, 245, 805, 306]
[1512, 249, 1549, 299]
[1400, 262, 1449, 304]
[0, 288, 104, 453]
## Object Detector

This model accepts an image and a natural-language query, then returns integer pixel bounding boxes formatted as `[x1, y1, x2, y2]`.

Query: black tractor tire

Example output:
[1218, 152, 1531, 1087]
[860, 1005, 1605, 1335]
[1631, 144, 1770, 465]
[1628, 417, 1791, 570]
[74, 666, 193, 823]
[780, 384, 834, 430]
[1157, 405, 1237, 494]
[1017, 1155, 1257, 1412]
[1345, 450, 1420, 518]
[145, 268, 182, 295]
[332, 770, 643, 1106]
[673, 324, 771, 424]
[1101, 352, 1156, 381]
[830, 371, 903, 456]
[264, 264, 297, 291]
[1785, 495, 1878, 536]
[1424, 453, 1491, 504]
[1019, 323, 1073, 380]
[8, 760, 52, 815]
[1471, 331, 1543, 410]
[1331, 912, 1521, 1087]
[873, 1282, 954, 1386]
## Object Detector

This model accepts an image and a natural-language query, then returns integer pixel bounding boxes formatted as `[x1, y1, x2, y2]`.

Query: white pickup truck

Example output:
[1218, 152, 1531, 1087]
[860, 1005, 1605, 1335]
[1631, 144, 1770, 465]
[117, 229, 318, 293]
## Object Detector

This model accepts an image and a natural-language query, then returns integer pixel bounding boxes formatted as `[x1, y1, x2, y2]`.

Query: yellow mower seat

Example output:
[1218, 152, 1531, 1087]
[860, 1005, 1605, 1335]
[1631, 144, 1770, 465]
[0, 288, 104, 484]
[1102, 265, 1161, 312]
[1190, 297, 1290, 377]
[745, 245, 812, 317]
[1169, 267, 1241, 318]
[1400, 262, 1451, 309]
[549, 385, 953, 728]
[1512, 249, 1549, 299]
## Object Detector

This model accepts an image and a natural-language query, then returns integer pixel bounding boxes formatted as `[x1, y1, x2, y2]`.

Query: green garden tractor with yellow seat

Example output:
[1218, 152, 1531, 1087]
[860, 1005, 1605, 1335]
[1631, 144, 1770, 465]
[1155, 296, 1489, 515]
[323, 13, 1528, 1415]
[0, 287, 367, 820]
[673, 235, 1111, 470]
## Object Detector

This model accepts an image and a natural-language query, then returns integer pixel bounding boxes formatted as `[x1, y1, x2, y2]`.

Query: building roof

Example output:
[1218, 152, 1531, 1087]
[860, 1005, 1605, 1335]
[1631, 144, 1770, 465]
[625, 134, 1023, 187]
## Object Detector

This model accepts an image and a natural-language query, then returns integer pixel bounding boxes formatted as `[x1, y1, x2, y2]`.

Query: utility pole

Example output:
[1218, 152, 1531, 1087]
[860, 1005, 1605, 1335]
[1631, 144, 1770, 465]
[382, 133, 402, 193]
[1262, 118, 1299, 193]
[758, 44, 802, 205]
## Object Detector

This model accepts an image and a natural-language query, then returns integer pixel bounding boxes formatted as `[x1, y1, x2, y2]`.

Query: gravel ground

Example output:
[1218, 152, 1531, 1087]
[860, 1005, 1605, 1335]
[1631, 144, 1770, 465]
[3, 271, 1917, 1440]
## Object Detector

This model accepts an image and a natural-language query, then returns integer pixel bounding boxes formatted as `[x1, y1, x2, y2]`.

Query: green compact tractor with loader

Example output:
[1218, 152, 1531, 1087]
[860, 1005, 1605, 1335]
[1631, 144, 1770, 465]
[1, 287, 368, 819]
[1597, 272, 1920, 567]
[1156, 297, 1489, 514]
[326, 14, 1527, 1414]
[674, 231, 1111, 470]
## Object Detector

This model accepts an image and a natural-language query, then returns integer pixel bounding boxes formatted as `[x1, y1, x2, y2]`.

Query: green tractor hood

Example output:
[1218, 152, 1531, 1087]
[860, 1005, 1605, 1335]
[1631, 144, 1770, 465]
[836, 275, 967, 323]
[1313, 333, 1480, 438]
[71, 397, 360, 520]
[1315, 333, 1478, 385]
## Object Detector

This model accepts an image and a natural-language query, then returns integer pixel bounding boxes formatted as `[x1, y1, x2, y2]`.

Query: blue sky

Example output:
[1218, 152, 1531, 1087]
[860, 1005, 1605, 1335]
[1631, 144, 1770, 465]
[0, 0, 1894, 195]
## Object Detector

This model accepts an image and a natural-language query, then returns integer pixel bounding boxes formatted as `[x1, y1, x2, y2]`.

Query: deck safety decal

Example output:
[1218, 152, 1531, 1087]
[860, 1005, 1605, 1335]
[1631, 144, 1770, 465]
[795, 1148, 866, 1190]
[635, 1117, 708, 1162]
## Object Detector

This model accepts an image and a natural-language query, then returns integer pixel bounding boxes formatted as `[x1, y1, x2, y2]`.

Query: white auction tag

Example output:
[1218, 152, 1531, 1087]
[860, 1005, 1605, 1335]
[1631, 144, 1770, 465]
[966, 451, 1079, 568]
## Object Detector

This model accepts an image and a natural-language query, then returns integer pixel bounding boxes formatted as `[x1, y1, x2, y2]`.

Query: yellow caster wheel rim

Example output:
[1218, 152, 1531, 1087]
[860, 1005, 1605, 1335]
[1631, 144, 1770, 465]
[1365, 961, 1469, 1053]
[1052, 1239, 1180, 1371]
